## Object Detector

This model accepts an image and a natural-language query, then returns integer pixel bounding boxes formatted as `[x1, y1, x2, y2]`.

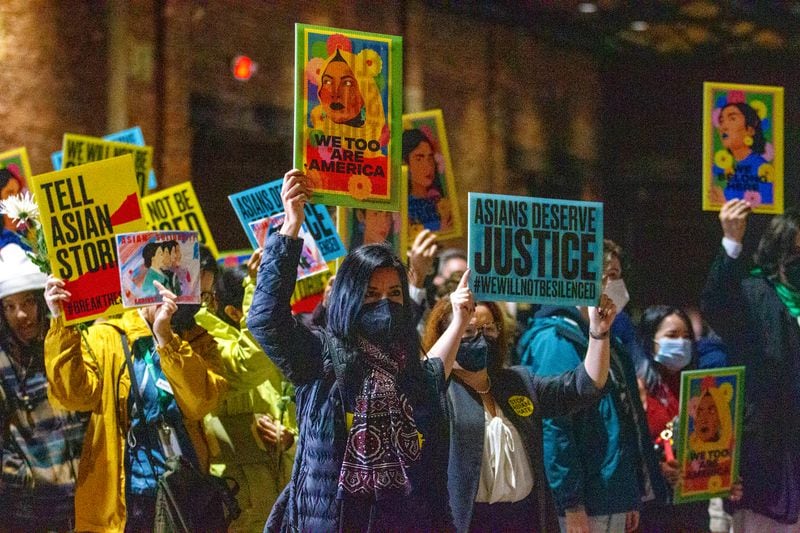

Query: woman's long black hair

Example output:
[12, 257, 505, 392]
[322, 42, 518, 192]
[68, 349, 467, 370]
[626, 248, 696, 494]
[326, 243, 425, 401]
[636, 305, 696, 396]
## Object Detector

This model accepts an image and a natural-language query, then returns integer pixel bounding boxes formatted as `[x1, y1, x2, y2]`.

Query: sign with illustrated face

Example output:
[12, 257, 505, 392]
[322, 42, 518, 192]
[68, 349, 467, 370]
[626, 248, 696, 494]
[402, 109, 462, 242]
[675, 366, 745, 504]
[703, 82, 783, 214]
[116, 231, 200, 307]
[295, 23, 402, 211]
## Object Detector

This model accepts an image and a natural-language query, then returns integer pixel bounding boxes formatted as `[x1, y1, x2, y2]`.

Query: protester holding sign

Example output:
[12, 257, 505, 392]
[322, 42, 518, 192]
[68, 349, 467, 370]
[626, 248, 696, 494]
[701, 199, 800, 531]
[422, 296, 615, 532]
[247, 169, 473, 531]
[194, 248, 298, 532]
[633, 305, 715, 532]
[517, 290, 666, 531]
[0, 244, 88, 531]
[43, 278, 227, 531]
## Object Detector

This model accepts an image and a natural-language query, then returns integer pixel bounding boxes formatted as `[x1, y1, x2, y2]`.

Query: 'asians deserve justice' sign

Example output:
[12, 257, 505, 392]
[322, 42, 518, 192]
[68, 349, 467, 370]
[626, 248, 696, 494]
[468, 192, 603, 306]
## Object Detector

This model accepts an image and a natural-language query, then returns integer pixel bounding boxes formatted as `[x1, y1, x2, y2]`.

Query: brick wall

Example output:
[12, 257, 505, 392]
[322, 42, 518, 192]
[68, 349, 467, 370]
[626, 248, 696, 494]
[0, 0, 599, 251]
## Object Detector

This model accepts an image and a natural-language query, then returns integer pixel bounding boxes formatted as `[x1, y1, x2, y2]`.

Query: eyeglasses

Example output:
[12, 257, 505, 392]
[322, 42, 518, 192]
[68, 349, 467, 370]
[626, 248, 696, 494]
[200, 291, 215, 306]
[462, 322, 500, 340]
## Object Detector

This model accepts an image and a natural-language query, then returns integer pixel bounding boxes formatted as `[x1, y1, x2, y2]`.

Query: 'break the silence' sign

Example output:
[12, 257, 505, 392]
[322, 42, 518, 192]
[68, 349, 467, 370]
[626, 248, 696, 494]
[468, 192, 603, 306]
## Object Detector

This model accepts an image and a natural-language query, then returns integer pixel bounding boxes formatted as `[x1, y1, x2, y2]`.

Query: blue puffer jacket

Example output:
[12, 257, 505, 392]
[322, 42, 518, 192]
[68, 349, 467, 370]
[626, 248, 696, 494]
[248, 233, 452, 532]
[517, 306, 667, 517]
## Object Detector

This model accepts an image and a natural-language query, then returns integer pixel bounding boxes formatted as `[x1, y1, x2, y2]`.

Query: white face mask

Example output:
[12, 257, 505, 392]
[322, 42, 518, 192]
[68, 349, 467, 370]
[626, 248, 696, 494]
[603, 278, 630, 312]
[653, 337, 693, 371]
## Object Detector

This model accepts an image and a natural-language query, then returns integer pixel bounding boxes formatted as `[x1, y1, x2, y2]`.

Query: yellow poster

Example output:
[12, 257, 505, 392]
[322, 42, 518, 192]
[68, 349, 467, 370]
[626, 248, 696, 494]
[62, 133, 153, 198]
[141, 181, 219, 256]
[30, 155, 146, 325]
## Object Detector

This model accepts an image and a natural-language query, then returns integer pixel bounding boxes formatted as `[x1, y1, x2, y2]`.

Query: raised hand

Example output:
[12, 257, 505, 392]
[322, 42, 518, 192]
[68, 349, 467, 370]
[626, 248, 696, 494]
[588, 293, 617, 337]
[44, 276, 71, 318]
[407, 229, 438, 288]
[280, 169, 313, 238]
[449, 269, 475, 328]
[247, 248, 263, 281]
[719, 198, 751, 244]
[150, 280, 178, 347]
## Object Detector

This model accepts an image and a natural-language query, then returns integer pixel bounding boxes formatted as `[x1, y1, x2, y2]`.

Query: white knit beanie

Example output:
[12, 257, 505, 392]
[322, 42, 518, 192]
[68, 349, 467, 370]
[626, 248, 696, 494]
[0, 243, 47, 299]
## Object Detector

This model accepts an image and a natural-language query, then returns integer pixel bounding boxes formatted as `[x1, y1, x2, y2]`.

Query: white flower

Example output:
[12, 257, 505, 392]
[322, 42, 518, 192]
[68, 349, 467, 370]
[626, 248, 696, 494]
[0, 191, 40, 227]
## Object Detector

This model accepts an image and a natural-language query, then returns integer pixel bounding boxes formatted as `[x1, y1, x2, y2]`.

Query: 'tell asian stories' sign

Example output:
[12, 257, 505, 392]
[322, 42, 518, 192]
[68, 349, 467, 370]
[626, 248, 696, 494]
[468, 192, 603, 306]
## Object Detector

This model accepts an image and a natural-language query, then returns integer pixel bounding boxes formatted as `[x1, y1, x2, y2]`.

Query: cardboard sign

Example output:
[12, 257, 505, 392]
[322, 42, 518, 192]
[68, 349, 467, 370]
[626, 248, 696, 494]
[675, 367, 745, 503]
[30, 155, 146, 324]
[703, 82, 784, 214]
[468, 192, 603, 306]
[61, 133, 153, 197]
[228, 178, 345, 262]
[116, 231, 200, 307]
[142, 181, 218, 257]
[402, 109, 462, 241]
[295, 23, 402, 211]
[51, 126, 158, 190]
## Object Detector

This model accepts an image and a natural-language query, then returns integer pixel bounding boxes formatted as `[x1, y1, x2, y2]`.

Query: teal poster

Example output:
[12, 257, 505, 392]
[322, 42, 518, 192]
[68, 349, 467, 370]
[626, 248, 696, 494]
[51, 126, 158, 190]
[228, 179, 346, 262]
[468, 192, 603, 305]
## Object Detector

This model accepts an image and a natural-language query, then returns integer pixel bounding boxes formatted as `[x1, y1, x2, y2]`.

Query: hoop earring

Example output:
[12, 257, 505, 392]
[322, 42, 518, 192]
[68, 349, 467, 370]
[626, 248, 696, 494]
[744, 135, 754, 147]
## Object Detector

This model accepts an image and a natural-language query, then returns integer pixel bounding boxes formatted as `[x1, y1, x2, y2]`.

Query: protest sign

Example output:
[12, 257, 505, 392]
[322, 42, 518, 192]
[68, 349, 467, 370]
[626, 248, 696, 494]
[228, 178, 345, 262]
[217, 249, 253, 268]
[30, 155, 146, 324]
[289, 266, 335, 315]
[142, 181, 219, 257]
[703, 82, 783, 214]
[675, 366, 745, 503]
[61, 133, 153, 197]
[402, 109, 462, 241]
[0, 147, 33, 231]
[249, 212, 328, 281]
[51, 127, 158, 190]
[337, 206, 405, 258]
[0, 147, 32, 192]
[116, 230, 200, 307]
[295, 23, 402, 211]
[468, 192, 603, 306]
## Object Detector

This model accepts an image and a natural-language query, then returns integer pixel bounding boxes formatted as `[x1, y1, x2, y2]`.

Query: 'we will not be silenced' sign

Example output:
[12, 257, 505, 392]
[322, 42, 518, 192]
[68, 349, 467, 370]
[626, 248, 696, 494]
[468, 192, 603, 306]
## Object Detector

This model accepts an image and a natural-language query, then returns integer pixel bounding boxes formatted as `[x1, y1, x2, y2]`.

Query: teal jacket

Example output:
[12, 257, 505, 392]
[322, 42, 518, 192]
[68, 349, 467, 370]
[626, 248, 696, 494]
[517, 306, 666, 516]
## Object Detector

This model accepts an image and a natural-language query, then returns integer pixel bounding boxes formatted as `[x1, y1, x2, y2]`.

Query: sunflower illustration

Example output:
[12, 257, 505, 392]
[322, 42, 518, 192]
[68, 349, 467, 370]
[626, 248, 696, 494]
[348, 175, 372, 200]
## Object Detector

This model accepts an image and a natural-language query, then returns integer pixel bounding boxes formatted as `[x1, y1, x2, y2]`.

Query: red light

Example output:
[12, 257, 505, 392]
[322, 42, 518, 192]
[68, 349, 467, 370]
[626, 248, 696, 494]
[232, 55, 256, 81]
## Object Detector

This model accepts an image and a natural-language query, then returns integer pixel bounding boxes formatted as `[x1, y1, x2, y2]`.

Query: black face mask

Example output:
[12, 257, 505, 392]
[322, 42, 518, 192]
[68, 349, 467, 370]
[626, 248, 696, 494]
[785, 256, 800, 290]
[355, 299, 406, 344]
[456, 334, 489, 372]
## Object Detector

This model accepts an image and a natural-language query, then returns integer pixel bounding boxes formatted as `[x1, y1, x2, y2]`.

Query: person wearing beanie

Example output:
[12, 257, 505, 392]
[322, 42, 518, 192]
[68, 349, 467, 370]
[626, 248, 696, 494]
[0, 243, 88, 531]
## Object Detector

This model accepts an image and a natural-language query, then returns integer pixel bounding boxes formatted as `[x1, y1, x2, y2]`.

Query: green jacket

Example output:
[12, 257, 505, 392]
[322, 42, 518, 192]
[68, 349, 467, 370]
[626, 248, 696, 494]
[195, 278, 297, 529]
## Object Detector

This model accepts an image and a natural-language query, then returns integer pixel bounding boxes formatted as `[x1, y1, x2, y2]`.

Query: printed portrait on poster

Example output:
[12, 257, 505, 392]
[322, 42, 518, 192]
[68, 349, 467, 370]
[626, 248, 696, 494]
[295, 24, 402, 211]
[116, 231, 200, 307]
[703, 82, 783, 214]
[0, 147, 33, 231]
[675, 367, 744, 503]
[249, 212, 328, 281]
[337, 206, 404, 257]
[402, 110, 462, 242]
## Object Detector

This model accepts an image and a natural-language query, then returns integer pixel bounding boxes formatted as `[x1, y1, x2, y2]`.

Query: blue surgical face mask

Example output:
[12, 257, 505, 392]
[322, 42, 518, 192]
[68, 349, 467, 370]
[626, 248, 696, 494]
[355, 299, 406, 344]
[654, 337, 693, 371]
[456, 334, 489, 372]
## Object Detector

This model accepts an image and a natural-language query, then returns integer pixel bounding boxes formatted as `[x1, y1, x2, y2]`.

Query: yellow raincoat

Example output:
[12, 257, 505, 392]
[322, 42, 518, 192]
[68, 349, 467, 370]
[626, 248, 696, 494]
[45, 311, 228, 532]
